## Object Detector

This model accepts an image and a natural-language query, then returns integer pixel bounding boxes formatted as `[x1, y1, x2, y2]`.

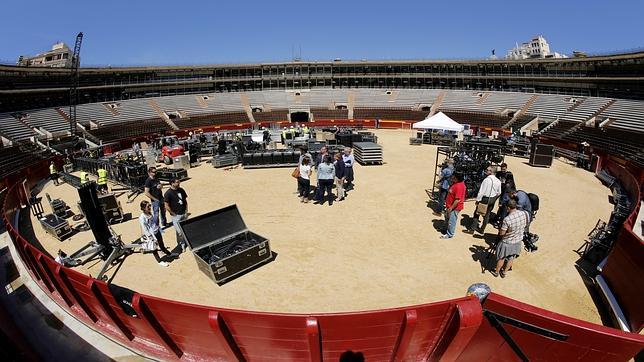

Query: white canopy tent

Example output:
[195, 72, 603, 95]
[412, 112, 464, 132]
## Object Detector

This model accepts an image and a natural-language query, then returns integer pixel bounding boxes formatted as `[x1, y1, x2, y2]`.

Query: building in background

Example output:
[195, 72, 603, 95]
[17, 42, 73, 68]
[506, 35, 567, 60]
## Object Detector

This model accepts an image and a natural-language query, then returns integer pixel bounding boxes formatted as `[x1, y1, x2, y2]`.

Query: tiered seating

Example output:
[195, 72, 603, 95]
[75, 103, 117, 127]
[22, 108, 69, 134]
[173, 112, 249, 129]
[156, 94, 209, 116]
[207, 93, 246, 113]
[509, 114, 536, 131]
[563, 126, 644, 166]
[559, 97, 614, 122]
[303, 89, 349, 108]
[0, 113, 36, 141]
[600, 99, 644, 133]
[390, 89, 441, 107]
[311, 108, 349, 120]
[479, 92, 534, 113]
[115, 99, 158, 125]
[88, 119, 170, 142]
[247, 91, 289, 110]
[0, 142, 52, 178]
[439, 91, 481, 111]
[252, 110, 289, 122]
[538, 120, 579, 138]
[353, 108, 427, 121]
[442, 110, 509, 129]
[525, 94, 571, 121]
[353, 89, 395, 107]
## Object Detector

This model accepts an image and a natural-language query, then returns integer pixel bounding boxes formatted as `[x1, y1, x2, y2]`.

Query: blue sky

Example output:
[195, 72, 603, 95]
[2, 0, 643, 66]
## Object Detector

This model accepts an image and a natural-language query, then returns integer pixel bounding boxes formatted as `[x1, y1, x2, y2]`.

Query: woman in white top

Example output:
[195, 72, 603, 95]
[139, 200, 172, 267]
[298, 157, 313, 202]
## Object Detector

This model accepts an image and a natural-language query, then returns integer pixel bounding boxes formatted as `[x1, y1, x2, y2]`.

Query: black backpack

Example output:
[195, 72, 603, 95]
[528, 193, 540, 212]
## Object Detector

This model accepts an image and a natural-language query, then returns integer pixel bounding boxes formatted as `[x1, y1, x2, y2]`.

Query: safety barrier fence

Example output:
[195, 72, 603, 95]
[1, 127, 643, 360]
[596, 158, 644, 333]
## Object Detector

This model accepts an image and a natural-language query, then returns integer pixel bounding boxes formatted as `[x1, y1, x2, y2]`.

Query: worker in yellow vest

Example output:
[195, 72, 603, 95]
[49, 161, 59, 186]
[97, 167, 108, 194]
[281, 127, 288, 144]
[79, 171, 89, 185]
[302, 125, 310, 137]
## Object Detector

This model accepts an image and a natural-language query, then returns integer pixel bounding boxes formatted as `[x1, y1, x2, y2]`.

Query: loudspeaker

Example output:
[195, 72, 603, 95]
[78, 182, 113, 257]
[529, 144, 554, 168]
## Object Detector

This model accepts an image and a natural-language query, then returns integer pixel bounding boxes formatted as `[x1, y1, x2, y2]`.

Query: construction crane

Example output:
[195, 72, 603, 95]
[69, 32, 83, 136]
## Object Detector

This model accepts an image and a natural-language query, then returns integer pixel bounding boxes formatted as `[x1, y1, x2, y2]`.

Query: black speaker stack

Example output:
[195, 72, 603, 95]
[529, 143, 554, 168]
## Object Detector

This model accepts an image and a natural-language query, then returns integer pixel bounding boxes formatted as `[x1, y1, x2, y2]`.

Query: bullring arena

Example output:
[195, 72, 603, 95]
[1, 55, 644, 360]
[34, 129, 612, 321]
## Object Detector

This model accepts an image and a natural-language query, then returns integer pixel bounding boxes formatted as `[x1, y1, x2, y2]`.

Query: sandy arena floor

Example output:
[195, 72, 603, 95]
[31, 129, 612, 323]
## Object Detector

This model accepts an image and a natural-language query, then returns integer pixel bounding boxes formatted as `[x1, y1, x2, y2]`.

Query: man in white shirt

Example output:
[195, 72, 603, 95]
[466, 166, 502, 234]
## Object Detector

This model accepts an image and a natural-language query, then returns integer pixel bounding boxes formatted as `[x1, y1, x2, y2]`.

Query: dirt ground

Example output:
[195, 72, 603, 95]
[32, 129, 611, 323]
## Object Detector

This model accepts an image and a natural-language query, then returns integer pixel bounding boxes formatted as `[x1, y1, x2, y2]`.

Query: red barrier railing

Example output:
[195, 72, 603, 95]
[2, 131, 644, 360]
[456, 293, 644, 361]
[596, 158, 644, 333]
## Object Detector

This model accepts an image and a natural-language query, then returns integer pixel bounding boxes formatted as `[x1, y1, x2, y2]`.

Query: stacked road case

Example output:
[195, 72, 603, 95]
[353, 142, 383, 165]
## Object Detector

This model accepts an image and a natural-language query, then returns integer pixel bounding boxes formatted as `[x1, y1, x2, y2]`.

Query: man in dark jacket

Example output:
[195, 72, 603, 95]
[334, 152, 346, 201]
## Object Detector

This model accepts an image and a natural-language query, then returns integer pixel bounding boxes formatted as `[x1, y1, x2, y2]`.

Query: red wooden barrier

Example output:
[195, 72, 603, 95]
[596, 159, 643, 333]
[456, 293, 644, 361]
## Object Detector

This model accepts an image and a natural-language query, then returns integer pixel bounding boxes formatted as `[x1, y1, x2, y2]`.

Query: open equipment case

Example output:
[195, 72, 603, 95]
[179, 205, 272, 284]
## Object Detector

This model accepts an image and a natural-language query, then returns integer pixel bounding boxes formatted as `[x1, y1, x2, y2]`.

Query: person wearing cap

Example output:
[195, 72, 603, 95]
[433, 158, 454, 216]
[281, 127, 288, 144]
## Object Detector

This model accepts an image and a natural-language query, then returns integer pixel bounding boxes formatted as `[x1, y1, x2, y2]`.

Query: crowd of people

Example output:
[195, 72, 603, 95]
[296, 146, 355, 206]
[433, 161, 535, 278]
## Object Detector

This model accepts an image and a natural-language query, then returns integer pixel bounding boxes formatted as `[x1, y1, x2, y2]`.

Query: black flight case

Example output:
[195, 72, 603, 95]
[40, 213, 73, 241]
[155, 167, 189, 182]
[179, 205, 272, 284]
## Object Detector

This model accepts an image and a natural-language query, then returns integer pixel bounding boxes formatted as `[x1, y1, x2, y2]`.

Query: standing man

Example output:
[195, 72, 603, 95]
[144, 167, 168, 228]
[96, 166, 108, 194]
[441, 172, 466, 239]
[333, 152, 346, 201]
[492, 200, 529, 278]
[49, 161, 59, 186]
[164, 178, 188, 252]
[493, 163, 515, 226]
[79, 170, 89, 185]
[433, 158, 454, 217]
[342, 147, 355, 190]
[262, 127, 271, 148]
[467, 166, 502, 234]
